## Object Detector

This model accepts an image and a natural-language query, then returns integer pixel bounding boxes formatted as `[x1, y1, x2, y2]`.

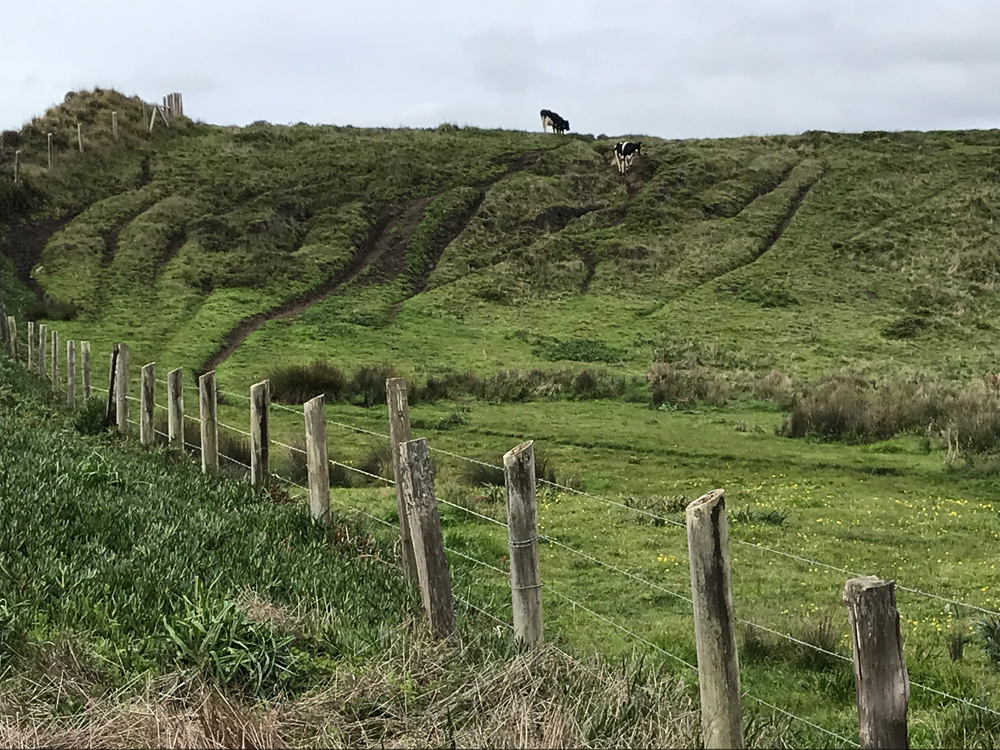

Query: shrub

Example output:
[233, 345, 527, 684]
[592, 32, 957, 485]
[646, 362, 731, 408]
[349, 364, 400, 408]
[752, 369, 797, 408]
[25, 297, 79, 323]
[539, 338, 622, 364]
[266, 361, 346, 405]
[74, 397, 108, 435]
[414, 371, 484, 403]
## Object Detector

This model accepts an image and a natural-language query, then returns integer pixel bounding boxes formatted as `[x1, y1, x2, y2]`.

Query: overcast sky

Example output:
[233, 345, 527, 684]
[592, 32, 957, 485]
[2, 0, 998, 139]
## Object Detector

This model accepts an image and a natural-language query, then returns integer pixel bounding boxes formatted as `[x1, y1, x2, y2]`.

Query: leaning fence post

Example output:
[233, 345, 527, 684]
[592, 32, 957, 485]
[51, 329, 59, 389]
[843, 577, 909, 749]
[504, 440, 543, 648]
[686, 488, 743, 750]
[115, 343, 129, 432]
[304, 395, 330, 523]
[250, 380, 270, 485]
[66, 340, 75, 406]
[141, 363, 155, 446]
[386, 377, 419, 586]
[38, 323, 46, 377]
[167, 368, 183, 451]
[81, 341, 91, 398]
[104, 345, 119, 430]
[26, 321, 34, 371]
[199, 371, 219, 474]
[399, 437, 455, 638]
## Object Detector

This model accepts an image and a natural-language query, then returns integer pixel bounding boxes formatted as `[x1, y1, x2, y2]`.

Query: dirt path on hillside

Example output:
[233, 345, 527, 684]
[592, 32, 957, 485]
[1, 218, 72, 296]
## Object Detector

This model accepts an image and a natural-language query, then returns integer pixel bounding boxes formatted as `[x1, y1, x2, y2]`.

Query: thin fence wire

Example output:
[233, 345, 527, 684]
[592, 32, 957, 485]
[744, 693, 860, 748]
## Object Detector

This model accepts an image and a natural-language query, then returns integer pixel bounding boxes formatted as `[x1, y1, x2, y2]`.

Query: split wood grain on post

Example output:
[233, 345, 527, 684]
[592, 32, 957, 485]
[386, 377, 418, 585]
[503, 439, 543, 648]
[115, 343, 129, 432]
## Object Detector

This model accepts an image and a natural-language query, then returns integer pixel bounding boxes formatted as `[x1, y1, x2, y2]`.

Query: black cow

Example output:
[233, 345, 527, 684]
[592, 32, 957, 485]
[540, 109, 569, 134]
[614, 141, 642, 174]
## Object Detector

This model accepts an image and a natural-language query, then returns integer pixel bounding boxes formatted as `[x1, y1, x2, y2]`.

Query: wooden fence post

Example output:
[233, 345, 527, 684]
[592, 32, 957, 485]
[115, 343, 129, 432]
[386, 377, 419, 585]
[304, 394, 330, 523]
[8, 317, 16, 361]
[47, 133, 53, 169]
[199, 371, 218, 474]
[503, 440, 543, 648]
[686, 489, 743, 750]
[250, 380, 269, 485]
[13, 149, 20, 185]
[112, 111, 118, 141]
[77, 123, 83, 152]
[66, 340, 75, 406]
[38, 323, 46, 376]
[141, 363, 155, 446]
[843, 577, 909, 749]
[399, 437, 455, 638]
[104, 345, 118, 430]
[81, 341, 91, 398]
[26, 321, 33, 370]
[51, 330, 58, 389]
[168, 368, 183, 451]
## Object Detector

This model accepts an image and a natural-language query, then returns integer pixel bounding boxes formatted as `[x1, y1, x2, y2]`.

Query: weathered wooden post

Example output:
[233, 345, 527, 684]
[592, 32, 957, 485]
[13, 149, 20, 185]
[104, 345, 119, 430]
[26, 321, 34, 370]
[250, 380, 269, 485]
[50, 329, 59, 389]
[141, 363, 155, 446]
[81, 341, 91, 398]
[112, 111, 118, 142]
[843, 577, 909, 749]
[142, 102, 147, 130]
[686, 489, 743, 750]
[38, 324, 46, 378]
[399, 437, 455, 638]
[199, 371, 219, 474]
[47, 133, 53, 169]
[503, 440, 543, 648]
[77, 123, 83, 152]
[8, 317, 16, 361]
[167, 368, 183, 451]
[115, 343, 129, 432]
[66, 340, 75, 406]
[304, 394, 330, 523]
[386, 377, 419, 585]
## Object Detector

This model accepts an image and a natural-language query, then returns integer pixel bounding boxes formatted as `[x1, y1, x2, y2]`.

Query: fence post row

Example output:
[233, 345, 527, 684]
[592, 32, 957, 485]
[304, 394, 330, 524]
[686, 489, 744, 750]
[26, 321, 33, 370]
[66, 340, 75, 406]
[104, 345, 119, 430]
[250, 380, 269, 486]
[843, 576, 909, 749]
[399, 437, 455, 638]
[199, 371, 219, 474]
[51, 330, 59, 389]
[503, 440, 544, 648]
[168, 368, 183, 452]
[115, 343, 129, 432]
[386, 377, 419, 586]
[141, 363, 155, 446]
[81, 341, 91, 398]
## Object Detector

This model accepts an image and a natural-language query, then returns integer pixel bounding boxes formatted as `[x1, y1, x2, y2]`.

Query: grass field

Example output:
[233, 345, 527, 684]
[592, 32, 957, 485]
[3, 88, 1000, 745]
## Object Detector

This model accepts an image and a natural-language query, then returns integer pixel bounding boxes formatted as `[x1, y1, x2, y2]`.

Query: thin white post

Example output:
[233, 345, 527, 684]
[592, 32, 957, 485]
[81, 341, 91, 398]
[112, 111, 118, 141]
[47, 133, 53, 169]
[13, 149, 20, 185]
[26, 321, 34, 370]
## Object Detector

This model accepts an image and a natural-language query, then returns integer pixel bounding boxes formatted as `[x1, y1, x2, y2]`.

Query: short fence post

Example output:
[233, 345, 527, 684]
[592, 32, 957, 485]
[8, 317, 16, 361]
[167, 368, 183, 451]
[13, 149, 20, 185]
[77, 123, 83, 152]
[51, 329, 59, 389]
[386, 377, 419, 585]
[199, 371, 218, 474]
[26, 321, 33, 371]
[47, 133, 53, 169]
[104, 345, 119, 430]
[38, 323, 46, 376]
[304, 394, 330, 523]
[81, 341, 91, 398]
[686, 489, 743, 750]
[141, 363, 155, 446]
[66, 340, 75, 406]
[250, 380, 269, 485]
[112, 111, 118, 142]
[115, 343, 129, 432]
[504, 440, 543, 648]
[399, 437, 455, 638]
[843, 577, 909, 749]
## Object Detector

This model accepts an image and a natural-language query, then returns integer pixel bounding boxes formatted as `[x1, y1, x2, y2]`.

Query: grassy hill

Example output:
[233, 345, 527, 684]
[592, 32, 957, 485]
[4, 89, 1000, 746]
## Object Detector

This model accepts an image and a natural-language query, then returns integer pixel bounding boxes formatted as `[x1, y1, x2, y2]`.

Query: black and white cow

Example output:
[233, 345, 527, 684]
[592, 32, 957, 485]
[540, 109, 570, 134]
[613, 141, 642, 174]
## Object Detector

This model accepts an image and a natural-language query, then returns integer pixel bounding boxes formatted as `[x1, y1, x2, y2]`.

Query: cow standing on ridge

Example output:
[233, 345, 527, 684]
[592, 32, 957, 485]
[614, 141, 642, 174]
[540, 109, 570, 134]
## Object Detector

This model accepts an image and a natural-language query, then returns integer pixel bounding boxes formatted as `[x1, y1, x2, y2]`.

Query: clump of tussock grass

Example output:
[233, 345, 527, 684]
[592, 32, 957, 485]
[265, 361, 346, 405]
[646, 361, 733, 408]
[279, 436, 352, 488]
[730, 506, 789, 526]
[460, 452, 558, 489]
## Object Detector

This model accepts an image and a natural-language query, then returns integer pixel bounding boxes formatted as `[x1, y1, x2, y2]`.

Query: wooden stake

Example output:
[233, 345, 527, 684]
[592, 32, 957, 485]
[112, 111, 118, 142]
[47, 133, 53, 170]
[686, 489, 743, 750]
[199, 371, 218, 474]
[504, 440, 543, 648]
[250, 380, 269, 485]
[141, 363, 155, 446]
[167, 368, 184, 451]
[399, 437, 455, 638]
[77, 123, 83, 152]
[13, 149, 20, 185]
[81, 341, 91, 398]
[115, 343, 129, 432]
[8, 317, 16, 361]
[26, 321, 34, 371]
[104, 345, 118, 430]
[304, 394, 330, 523]
[66, 340, 75, 406]
[386, 377, 418, 585]
[51, 329, 58, 389]
[843, 577, 909, 749]
[38, 324, 46, 377]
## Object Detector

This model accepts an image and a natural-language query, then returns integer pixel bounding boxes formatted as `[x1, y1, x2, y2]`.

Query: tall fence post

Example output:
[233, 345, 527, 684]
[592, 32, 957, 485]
[115, 343, 129, 432]
[250, 380, 269, 486]
[8, 317, 16, 361]
[47, 133, 53, 169]
[686, 488, 743, 750]
[38, 323, 46, 377]
[112, 111, 118, 142]
[304, 394, 330, 524]
[51, 329, 59, 389]
[66, 340, 75, 406]
[81, 341, 91, 398]
[26, 321, 33, 371]
[199, 371, 218, 474]
[168, 368, 183, 452]
[386, 377, 419, 586]
[141, 363, 155, 446]
[399, 437, 455, 638]
[843, 577, 909, 749]
[104, 345, 119, 430]
[504, 440, 544, 648]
